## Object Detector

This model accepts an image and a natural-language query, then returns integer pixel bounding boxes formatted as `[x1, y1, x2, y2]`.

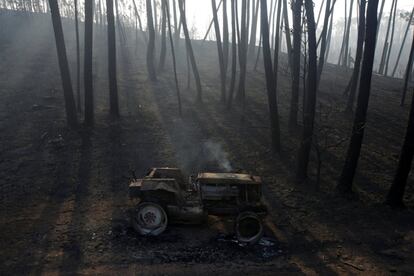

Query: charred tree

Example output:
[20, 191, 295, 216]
[337, 0, 379, 194]
[282, 0, 293, 70]
[392, 7, 414, 77]
[146, 0, 157, 81]
[384, 0, 398, 76]
[165, 0, 182, 115]
[158, 0, 167, 72]
[48, 0, 77, 127]
[378, 0, 395, 75]
[296, 0, 317, 182]
[248, 0, 260, 58]
[84, 0, 94, 126]
[227, 0, 237, 108]
[212, 0, 226, 102]
[223, 0, 229, 72]
[236, 0, 248, 106]
[106, 0, 119, 117]
[401, 31, 414, 106]
[289, 0, 302, 129]
[74, 0, 81, 113]
[387, 86, 414, 207]
[342, 0, 354, 67]
[316, 0, 332, 87]
[273, 0, 282, 75]
[260, 0, 281, 153]
[344, 0, 366, 112]
[178, 0, 203, 102]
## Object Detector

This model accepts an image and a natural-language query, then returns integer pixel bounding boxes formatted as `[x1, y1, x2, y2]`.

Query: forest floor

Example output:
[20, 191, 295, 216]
[1, 12, 414, 275]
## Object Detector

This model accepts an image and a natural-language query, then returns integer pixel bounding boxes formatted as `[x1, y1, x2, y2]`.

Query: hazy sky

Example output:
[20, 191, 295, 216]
[183, 0, 413, 40]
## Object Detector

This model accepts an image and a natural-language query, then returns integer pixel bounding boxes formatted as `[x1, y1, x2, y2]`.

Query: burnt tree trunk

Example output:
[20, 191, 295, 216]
[316, 0, 331, 87]
[384, 0, 398, 76]
[392, 7, 414, 77]
[227, 0, 237, 109]
[401, 31, 414, 106]
[378, 0, 395, 75]
[236, 0, 248, 107]
[260, 0, 281, 153]
[165, 0, 182, 115]
[387, 86, 414, 207]
[223, 0, 229, 72]
[178, 0, 203, 102]
[84, 0, 94, 126]
[212, 0, 226, 102]
[289, 0, 302, 129]
[146, 0, 157, 81]
[74, 0, 81, 113]
[48, 0, 77, 126]
[345, 0, 366, 112]
[337, 0, 379, 194]
[106, 0, 119, 117]
[158, 0, 167, 72]
[296, 0, 317, 182]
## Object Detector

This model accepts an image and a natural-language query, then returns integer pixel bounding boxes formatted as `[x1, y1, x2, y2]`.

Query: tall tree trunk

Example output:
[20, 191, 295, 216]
[146, 0, 157, 81]
[289, 0, 302, 129]
[282, 0, 293, 71]
[337, 0, 379, 194]
[84, 0, 94, 126]
[158, 0, 167, 72]
[378, 0, 395, 75]
[248, 0, 259, 58]
[296, 0, 317, 182]
[166, 0, 182, 115]
[384, 0, 398, 76]
[178, 0, 203, 102]
[273, 0, 282, 75]
[212, 0, 226, 102]
[387, 86, 414, 207]
[392, 7, 414, 77]
[223, 0, 229, 72]
[316, 0, 332, 87]
[106, 0, 119, 117]
[401, 31, 414, 106]
[227, 0, 237, 109]
[132, 0, 148, 44]
[342, 0, 354, 67]
[236, 0, 248, 106]
[345, 0, 366, 112]
[48, 0, 77, 127]
[324, 4, 335, 63]
[74, 0, 81, 113]
[260, 0, 281, 153]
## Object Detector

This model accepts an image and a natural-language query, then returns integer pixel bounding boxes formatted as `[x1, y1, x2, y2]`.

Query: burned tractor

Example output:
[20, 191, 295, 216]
[129, 168, 267, 244]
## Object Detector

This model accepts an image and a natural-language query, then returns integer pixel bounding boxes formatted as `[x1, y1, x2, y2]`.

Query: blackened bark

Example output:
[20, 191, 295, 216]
[345, 0, 366, 112]
[387, 86, 414, 207]
[74, 0, 81, 113]
[316, 0, 332, 87]
[289, 0, 302, 129]
[392, 7, 414, 77]
[49, 0, 77, 127]
[84, 0, 94, 126]
[227, 0, 237, 109]
[165, 0, 182, 115]
[296, 0, 317, 182]
[248, 0, 260, 58]
[146, 0, 157, 81]
[401, 32, 414, 106]
[106, 0, 119, 117]
[178, 0, 203, 102]
[260, 0, 281, 153]
[378, 0, 395, 75]
[223, 0, 229, 72]
[337, 0, 379, 194]
[158, 0, 167, 72]
[384, 0, 398, 76]
[236, 0, 248, 105]
[212, 0, 226, 102]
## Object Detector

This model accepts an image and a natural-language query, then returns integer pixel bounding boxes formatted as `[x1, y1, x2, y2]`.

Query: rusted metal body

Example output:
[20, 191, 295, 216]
[129, 167, 267, 243]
